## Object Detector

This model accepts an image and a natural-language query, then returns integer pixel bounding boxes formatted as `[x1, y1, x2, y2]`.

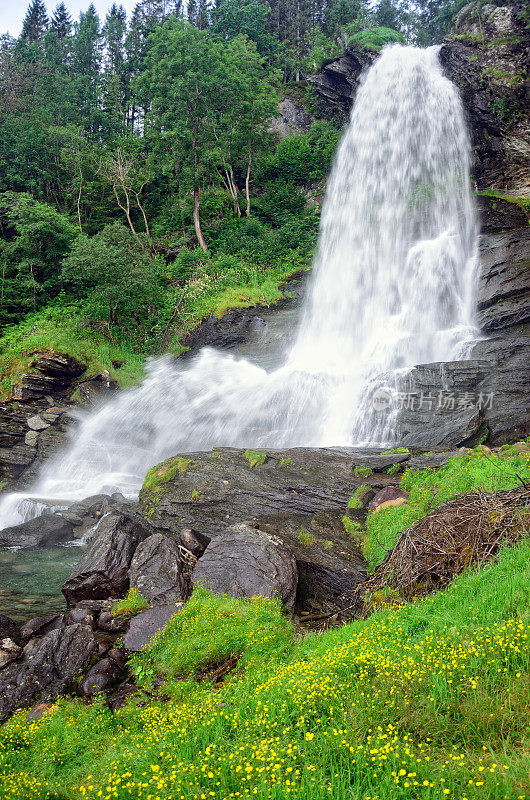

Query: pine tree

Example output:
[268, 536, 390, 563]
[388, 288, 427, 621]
[104, 3, 127, 74]
[50, 3, 72, 40]
[21, 0, 49, 43]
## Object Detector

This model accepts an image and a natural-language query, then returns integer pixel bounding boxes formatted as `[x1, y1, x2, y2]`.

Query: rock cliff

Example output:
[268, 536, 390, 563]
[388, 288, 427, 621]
[309, 3, 530, 196]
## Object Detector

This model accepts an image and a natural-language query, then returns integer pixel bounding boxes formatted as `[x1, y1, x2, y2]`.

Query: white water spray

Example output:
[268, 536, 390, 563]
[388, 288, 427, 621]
[0, 45, 479, 529]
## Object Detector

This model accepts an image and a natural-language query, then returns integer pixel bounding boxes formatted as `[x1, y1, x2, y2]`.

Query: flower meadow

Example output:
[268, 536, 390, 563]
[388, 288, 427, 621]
[1, 536, 529, 800]
[1, 450, 529, 800]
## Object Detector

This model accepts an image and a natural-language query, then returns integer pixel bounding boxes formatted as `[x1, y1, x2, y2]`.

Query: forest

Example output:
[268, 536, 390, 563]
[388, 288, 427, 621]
[0, 0, 464, 396]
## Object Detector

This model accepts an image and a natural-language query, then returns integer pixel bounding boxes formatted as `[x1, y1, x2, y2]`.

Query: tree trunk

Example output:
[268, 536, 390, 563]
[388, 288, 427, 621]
[192, 134, 207, 252]
[245, 126, 253, 217]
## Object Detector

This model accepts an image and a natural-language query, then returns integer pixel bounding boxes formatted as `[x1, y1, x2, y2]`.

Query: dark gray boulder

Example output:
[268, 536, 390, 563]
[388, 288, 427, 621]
[139, 447, 367, 613]
[0, 614, 23, 647]
[20, 614, 65, 642]
[78, 657, 124, 698]
[0, 514, 74, 549]
[179, 528, 211, 558]
[192, 523, 298, 609]
[122, 604, 182, 652]
[62, 512, 150, 604]
[0, 623, 97, 721]
[129, 533, 188, 604]
[367, 487, 409, 513]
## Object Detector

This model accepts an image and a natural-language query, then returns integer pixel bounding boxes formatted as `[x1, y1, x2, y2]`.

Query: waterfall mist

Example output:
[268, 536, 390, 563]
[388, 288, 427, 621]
[0, 45, 479, 529]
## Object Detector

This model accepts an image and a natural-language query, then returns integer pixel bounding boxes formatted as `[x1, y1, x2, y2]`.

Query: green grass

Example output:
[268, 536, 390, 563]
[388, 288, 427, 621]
[298, 527, 317, 546]
[111, 589, 150, 618]
[1, 537, 528, 800]
[242, 450, 268, 468]
[130, 587, 294, 686]
[477, 189, 530, 217]
[347, 484, 372, 509]
[363, 448, 530, 570]
[0, 303, 145, 400]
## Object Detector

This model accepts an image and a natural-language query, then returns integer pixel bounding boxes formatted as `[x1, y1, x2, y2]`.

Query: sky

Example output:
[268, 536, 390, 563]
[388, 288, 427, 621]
[0, 0, 139, 37]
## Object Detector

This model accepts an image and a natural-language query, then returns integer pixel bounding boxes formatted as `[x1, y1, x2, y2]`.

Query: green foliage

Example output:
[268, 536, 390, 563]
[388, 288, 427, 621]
[353, 465, 373, 478]
[0, 301, 144, 400]
[242, 450, 267, 468]
[265, 120, 341, 184]
[364, 450, 530, 569]
[347, 484, 372, 509]
[1, 535, 529, 797]
[143, 456, 194, 494]
[298, 527, 317, 546]
[61, 222, 165, 346]
[381, 447, 409, 454]
[349, 26, 405, 50]
[111, 588, 150, 618]
[489, 97, 523, 121]
[0, 192, 79, 330]
[130, 587, 294, 684]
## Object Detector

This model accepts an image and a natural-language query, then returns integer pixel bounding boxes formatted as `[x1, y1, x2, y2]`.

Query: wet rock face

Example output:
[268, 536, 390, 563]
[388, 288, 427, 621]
[0, 623, 97, 722]
[439, 3, 530, 195]
[139, 447, 371, 613]
[62, 512, 151, 604]
[307, 48, 376, 118]
[395, 195, 530, 447]
[192, 523, 298, 609]
[0, 514, 74, 549]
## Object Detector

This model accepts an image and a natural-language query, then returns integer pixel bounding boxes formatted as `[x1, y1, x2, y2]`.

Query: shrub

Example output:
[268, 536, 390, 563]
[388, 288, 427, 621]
[61, 222, 165, 346]
[349, 27, 406, 51]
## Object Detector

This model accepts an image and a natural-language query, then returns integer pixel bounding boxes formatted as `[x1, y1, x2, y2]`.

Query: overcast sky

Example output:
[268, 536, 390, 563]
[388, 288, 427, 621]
[0, 1, 139, 37]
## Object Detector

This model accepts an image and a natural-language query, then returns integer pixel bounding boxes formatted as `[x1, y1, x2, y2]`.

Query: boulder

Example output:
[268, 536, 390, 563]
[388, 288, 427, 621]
[0, 623, 97, 721]
[129, 533, 188, 605]
[97, 609, 129, 633]
[0, 638, 21, 669]
[179, 528, 211, 559]
[65, 605, 96, 628]
[351, 452, 410, 472]
[0, 614, 23, 646]
[0, 514, 74, 549]
[21, 614, 65, 642]
[62, 512, 150, 604]
[192, 523, 298, 609]
[78, 657, 124, 698]
[367, 487, 410, 513]
[139, 447, 367, 613]
[26, 415, 49, 432]
[122, 604, 182, 652]
[31, 353, 86, 380]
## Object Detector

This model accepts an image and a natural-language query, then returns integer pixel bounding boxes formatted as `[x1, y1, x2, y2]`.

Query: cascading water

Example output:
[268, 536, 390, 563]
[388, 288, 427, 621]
[0, 45, 479, 530]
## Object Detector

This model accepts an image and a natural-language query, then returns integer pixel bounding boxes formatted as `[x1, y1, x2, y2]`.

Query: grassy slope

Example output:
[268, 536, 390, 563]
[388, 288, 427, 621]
[0, 261, 305, 401]
[363, 447, 530, 569]
[0, 453, 529, 800]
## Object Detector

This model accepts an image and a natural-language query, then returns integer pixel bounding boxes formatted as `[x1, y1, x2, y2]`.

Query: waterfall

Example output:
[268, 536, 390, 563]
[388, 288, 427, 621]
[0, 45, 478, 530]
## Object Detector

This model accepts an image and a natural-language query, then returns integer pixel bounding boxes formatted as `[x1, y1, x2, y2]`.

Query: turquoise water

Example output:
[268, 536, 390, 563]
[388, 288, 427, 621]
[0, 546, 82, 623]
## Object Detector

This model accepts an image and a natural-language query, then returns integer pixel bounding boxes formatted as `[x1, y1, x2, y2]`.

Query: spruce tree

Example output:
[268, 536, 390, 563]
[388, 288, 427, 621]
[104, 3, 127, 74]
[21, 0, 49, 43]
[51, 3, 73, 40]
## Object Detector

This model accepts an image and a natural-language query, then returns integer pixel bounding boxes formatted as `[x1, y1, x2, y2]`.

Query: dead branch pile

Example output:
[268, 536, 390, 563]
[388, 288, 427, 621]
[364, 485, 530, 601]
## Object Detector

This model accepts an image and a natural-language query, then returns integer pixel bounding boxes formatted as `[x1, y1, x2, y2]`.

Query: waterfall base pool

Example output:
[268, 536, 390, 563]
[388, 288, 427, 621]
[0, 546, 82, 623]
